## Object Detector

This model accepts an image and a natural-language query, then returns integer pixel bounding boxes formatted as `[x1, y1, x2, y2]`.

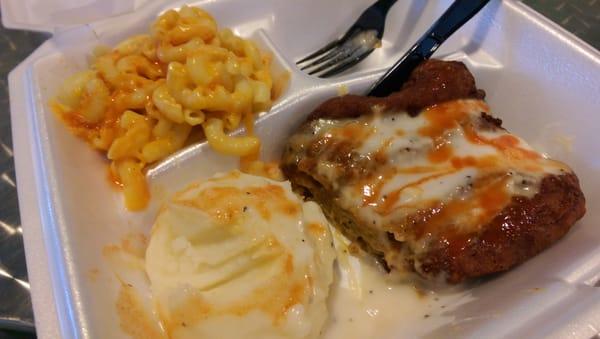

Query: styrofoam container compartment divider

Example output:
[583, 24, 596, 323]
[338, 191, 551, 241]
[6, 0, 600, 338]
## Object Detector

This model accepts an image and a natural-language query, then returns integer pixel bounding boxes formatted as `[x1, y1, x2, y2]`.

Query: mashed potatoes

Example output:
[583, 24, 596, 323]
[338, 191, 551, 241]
[145, 171, 335, 339]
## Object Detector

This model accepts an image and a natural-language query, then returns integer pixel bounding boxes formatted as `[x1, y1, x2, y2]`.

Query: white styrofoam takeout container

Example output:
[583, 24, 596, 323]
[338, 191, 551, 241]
[5, 0, 600, 338]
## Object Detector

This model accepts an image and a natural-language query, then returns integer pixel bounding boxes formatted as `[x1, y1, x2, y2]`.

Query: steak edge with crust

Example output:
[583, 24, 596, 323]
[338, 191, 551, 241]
[282, 59, 585, 283]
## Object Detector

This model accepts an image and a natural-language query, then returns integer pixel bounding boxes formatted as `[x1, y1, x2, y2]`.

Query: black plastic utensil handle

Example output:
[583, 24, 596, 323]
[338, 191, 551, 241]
[367, 0, 490, 97]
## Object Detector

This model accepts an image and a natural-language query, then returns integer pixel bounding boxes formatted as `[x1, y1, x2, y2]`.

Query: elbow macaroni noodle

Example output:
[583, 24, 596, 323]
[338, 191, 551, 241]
[52, 5, 284, 210]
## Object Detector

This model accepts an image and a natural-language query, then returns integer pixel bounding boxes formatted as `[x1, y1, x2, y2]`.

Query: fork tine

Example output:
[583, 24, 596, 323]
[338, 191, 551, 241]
[319, 48, 375, 78]
[296, 38, 344, 65]
[297, 0, 396, 75]
[306, 44, 362, 75]
[300, 46, 346, 70]
[296, 26, 360, 65]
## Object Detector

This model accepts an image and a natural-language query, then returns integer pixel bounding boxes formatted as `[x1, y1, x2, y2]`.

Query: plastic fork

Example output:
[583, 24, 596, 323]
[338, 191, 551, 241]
[368, 0, 491, 97]
[296, 0, 397, 78]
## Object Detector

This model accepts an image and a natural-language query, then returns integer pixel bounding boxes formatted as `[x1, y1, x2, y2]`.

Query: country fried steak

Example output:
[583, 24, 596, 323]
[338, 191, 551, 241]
[281, 59, 585, 283]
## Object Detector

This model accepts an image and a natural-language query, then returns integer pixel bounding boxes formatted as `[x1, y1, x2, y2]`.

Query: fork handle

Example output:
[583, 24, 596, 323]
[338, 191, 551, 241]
[373, 0, 397, 12]
[367, 0, 490, 97]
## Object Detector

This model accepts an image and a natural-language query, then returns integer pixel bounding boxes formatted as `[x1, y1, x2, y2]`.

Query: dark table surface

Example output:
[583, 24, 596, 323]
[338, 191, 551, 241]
[0, 1, 598, 338]
[0, 23, 48, 339]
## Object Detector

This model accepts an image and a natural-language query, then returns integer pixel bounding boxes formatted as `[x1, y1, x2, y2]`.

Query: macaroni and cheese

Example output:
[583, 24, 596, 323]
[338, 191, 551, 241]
[52, 5, 283, 210]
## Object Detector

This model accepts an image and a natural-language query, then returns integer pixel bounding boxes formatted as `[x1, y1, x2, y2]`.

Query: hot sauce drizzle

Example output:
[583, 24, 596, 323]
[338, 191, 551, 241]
[296, 99, 568, 243]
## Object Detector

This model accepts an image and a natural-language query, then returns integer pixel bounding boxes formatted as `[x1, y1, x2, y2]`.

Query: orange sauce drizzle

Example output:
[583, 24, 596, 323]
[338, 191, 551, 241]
[418, 103, 469, 139]
[359, 166, 397, 206]
[428, 141, 454, 163]
[415, 175, 511, 239]
[462, 121, 541, 161]
[163, 252, 308, 333]
[450, 155, 499, 170]
[107, 164, 124, 188]
[373, 137, 394, 163]
[243, 108, 255, 135]
[330, 121, 373, 141]
[174, 184, 300, 224]
[375, 169, 458, 215]
[307, 222, 327, 237]
[314, 100, 555, 240]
